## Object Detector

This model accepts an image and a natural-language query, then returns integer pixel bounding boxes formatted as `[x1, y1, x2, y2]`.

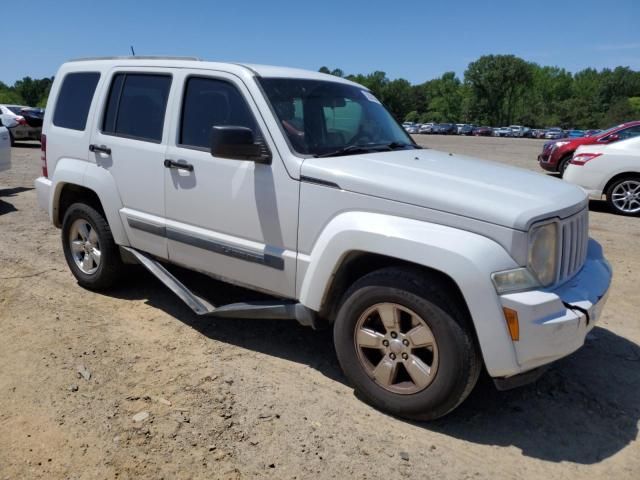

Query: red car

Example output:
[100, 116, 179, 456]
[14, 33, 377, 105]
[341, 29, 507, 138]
[538, 121, 640, 176]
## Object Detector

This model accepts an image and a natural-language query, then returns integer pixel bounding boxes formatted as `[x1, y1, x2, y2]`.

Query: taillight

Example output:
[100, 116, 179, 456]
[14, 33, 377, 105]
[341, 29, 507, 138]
[40, 134, 48, 178]
[16, 116, 27, 126]
[571, 152, 602, 166]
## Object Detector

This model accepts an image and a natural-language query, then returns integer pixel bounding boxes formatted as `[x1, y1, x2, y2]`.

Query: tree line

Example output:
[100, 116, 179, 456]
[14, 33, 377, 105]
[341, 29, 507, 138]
[0, 76, 53, 108]
[320, 54, 640, 129]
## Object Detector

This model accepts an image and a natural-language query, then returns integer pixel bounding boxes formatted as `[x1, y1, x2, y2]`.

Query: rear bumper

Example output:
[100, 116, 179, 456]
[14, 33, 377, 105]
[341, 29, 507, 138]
[35, 176, 52, 218]
[496, 239, 611, 377]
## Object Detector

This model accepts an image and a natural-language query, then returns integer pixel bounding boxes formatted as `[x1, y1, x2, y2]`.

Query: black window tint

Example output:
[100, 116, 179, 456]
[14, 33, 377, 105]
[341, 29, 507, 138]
[103, 73, 171, 143]
[53, 72, 100, 130]
[180, 77, 258, 149]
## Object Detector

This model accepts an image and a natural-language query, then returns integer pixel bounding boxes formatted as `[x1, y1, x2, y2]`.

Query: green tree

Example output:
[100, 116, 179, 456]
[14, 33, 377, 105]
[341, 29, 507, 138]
[465, 55, 533, 125]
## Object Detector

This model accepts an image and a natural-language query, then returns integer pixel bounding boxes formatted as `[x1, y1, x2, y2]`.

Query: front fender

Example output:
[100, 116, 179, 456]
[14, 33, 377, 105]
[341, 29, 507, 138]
[298, 212, 521, 377]
[51, 159, 129, 246]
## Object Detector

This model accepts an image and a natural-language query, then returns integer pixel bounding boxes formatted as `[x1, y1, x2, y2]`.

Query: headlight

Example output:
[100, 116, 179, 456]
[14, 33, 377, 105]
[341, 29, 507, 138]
[528, 222, 558, 286]
[552, 141, 570, 150]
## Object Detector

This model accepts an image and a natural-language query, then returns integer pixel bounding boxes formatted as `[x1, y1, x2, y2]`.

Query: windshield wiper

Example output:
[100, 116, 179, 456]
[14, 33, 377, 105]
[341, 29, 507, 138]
[314, 144, 391, 158]
[386, 142, 422, 150]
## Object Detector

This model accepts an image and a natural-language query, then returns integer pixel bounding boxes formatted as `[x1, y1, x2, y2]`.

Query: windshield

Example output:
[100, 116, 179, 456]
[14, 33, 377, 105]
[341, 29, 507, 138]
[258, 78, 414, 157]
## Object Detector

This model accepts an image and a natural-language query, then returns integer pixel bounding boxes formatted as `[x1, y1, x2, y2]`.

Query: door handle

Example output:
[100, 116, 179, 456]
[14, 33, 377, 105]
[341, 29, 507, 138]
[164, 159, 194, 172]
[89, 144, 111, 155]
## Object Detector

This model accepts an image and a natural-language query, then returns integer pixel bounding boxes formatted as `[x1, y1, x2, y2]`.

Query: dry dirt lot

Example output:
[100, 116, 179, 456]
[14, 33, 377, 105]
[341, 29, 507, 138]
[0, 137, 638, 479]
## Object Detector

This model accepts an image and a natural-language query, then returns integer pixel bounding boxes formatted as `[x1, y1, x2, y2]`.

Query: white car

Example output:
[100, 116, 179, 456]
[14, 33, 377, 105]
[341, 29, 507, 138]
[564, 136, 640, 216]
[35, 57, 611, 420]
[0, 104, 42, 145]
[0, 126, 11, 172]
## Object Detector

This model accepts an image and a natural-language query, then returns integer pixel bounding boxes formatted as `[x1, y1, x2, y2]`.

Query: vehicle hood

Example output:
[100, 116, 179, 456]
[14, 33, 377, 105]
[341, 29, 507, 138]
[301, 148, 587, 231]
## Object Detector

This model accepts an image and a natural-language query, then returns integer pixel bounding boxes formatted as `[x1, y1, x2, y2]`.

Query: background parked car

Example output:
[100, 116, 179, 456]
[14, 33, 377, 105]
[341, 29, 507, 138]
[567, 129, 585, 138]
[538, 120, 640, 176]
[495, 126, 512, 137]
[472, 126, 493, 136]
[584, 129, 601, 137]
[544, 127, 565, 139]
[0, 104, 43, 145]
[418, 123, 434, 134]
[509, 125, 524, 137]
[432, 123, 457, 134]
[404, 124, 419, 134]
[458, 124, 474, 135]
[564, 135, 640, 216]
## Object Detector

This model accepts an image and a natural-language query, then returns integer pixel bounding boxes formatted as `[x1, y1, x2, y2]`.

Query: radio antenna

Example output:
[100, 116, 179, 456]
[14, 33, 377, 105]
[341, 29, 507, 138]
[130, 45, 136, 56]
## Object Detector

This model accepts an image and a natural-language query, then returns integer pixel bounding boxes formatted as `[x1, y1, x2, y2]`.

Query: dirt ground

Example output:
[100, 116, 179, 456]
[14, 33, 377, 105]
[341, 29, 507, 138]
[0, 137, 638, 480]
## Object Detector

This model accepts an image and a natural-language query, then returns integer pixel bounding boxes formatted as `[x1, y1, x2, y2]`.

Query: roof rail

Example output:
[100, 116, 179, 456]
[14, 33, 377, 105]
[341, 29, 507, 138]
[68, 55, 201, 62]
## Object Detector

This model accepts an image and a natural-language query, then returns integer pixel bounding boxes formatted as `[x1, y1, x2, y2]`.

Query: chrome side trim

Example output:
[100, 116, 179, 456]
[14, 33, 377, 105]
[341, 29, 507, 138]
[126, 217, 284, 271]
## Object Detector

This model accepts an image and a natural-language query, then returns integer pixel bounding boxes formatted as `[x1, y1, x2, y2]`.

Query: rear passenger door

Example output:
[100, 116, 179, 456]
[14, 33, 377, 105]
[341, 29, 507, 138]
[90, 68, 174, 259]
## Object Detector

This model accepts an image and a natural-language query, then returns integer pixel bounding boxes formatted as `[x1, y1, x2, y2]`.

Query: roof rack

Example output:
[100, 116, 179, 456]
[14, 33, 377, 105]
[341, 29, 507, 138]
[68, 55, 202, 62]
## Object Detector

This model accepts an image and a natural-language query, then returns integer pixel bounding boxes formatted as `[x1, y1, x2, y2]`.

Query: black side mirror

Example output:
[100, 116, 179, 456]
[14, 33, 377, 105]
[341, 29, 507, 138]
[210, 126, 271, 164]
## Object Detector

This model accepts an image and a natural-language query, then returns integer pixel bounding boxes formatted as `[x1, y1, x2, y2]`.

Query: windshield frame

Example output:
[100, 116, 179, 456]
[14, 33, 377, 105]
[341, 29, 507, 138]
[254, 76, 416, 159]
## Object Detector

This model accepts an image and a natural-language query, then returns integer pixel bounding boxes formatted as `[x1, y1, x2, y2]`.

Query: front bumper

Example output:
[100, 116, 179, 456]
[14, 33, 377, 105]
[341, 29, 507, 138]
[497, 239, 611, 376]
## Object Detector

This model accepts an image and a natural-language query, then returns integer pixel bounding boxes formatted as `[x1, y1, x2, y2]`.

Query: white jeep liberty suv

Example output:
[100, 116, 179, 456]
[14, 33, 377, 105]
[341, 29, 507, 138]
[35, 57, 612, 420]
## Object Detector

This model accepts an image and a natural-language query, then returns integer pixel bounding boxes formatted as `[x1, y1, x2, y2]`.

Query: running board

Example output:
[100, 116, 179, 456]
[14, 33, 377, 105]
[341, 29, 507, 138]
[122, 247, 316, 326]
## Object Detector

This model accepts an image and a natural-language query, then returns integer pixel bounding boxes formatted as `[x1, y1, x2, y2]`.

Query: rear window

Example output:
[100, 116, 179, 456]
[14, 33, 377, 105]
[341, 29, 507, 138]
[102, 73, 172, 143]
[53, 72, 100, 130]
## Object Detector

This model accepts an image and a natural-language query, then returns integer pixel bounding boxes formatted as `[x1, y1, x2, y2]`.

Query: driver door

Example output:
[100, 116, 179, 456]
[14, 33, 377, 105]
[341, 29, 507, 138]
[163, 70, 299, 298]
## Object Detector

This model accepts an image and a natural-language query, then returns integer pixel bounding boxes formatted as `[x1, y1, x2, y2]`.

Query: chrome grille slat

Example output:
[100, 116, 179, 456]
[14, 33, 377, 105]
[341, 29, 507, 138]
[557, 209, 589, 284]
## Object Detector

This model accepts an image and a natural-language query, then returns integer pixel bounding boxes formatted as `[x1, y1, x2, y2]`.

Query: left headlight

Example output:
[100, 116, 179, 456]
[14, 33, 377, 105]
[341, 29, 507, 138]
[528, 222, 558, 287]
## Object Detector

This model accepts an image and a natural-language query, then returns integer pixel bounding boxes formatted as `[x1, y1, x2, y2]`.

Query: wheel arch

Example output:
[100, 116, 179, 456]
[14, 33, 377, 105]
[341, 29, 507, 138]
[297, 212, 522, 377]
[51, 160, 129, 245]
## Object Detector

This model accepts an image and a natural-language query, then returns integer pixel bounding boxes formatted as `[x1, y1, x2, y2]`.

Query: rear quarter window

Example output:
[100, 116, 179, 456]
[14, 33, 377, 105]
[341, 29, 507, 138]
[53, 72, 101, 131]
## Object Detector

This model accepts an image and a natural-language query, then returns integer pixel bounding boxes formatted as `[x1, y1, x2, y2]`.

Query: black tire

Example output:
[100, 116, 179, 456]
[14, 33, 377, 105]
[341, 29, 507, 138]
[8, 130, 15, 147]
[558, 154, 573, 177]
[605, 175, 640, 217]
[333, 267, 481, 421]
[61, 203, 124, 290]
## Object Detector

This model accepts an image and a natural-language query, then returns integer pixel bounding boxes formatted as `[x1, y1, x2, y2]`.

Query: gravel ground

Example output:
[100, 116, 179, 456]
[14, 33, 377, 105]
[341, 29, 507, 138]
[0, 137, 638, 479]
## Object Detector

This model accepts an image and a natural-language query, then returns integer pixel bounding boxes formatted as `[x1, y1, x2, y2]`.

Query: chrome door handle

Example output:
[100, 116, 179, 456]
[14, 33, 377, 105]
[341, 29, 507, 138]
[164, 159, 194, 172]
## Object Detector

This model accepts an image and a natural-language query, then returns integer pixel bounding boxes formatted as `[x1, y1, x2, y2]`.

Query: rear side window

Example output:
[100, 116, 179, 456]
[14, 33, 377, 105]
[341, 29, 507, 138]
[53, 72, 100, 130]
[180, 77, 258, 149]
[103, 73, 171, 143]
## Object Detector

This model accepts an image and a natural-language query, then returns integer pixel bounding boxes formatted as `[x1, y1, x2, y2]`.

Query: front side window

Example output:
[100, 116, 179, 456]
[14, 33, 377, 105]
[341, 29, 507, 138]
[180, 77, 259, 149]
[258, 78, 415, 157]
[103, 73, 171, 143]
[53, 72, 100, 131]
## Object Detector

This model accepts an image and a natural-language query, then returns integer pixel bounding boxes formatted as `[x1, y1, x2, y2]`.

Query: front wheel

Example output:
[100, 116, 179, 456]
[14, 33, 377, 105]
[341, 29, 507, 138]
[558, 154, 573, 177]
[61, 203, 125, 290]
[333, 267, 481, 421]
[606, 176, 640, 216]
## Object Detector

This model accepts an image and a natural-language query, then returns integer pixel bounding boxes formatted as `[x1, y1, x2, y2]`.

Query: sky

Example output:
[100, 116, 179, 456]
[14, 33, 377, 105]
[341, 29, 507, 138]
[2, 0, 639, 86]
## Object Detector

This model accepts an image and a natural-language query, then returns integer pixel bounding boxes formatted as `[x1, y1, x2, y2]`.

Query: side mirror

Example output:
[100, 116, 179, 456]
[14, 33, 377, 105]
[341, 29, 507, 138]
[210, 126, 271, 164]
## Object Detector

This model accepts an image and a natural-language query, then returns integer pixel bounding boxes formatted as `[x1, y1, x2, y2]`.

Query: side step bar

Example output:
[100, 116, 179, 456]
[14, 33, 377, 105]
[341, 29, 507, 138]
[122, 247, 316, 326]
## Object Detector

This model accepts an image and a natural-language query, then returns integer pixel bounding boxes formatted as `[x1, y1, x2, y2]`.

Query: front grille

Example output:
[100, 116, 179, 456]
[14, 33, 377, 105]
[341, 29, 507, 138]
[558, 209, 589, 283]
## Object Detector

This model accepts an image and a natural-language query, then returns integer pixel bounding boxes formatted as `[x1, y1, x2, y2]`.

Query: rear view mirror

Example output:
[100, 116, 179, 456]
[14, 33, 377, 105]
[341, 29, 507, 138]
[210, 126, 271, 164]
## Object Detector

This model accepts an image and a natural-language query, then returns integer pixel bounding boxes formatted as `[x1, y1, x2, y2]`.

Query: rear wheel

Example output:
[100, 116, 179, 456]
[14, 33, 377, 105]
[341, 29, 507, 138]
[333, 267, 481, 421]
[61, 203, 124, 290]
[606, 175, 640, 216]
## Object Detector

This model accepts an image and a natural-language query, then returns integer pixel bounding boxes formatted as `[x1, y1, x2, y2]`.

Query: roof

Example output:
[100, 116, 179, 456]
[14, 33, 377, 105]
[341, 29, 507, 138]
[63, 56, 363, 88]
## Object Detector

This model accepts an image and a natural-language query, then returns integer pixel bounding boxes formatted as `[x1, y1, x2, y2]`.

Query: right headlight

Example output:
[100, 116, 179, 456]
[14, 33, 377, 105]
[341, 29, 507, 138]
[527, 222, 558, 287]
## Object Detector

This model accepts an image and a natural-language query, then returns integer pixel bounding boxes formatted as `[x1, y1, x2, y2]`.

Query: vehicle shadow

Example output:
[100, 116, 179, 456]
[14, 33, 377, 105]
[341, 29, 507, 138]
[106, 266, 639, 464]
[588, 199, 612, 214]
[0, 187, 33, 215]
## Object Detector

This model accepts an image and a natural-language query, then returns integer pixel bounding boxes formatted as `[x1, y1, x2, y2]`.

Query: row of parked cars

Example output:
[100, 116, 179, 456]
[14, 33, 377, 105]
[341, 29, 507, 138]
[403, 122, 601, 140]
[0, 104, 44, 146]
[539, 120, 640, 216]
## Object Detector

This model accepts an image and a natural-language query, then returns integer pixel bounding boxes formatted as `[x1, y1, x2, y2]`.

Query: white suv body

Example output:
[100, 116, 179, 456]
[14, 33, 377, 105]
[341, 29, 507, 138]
[0, 126, 11, 172]
[35, 58, 611, 420]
